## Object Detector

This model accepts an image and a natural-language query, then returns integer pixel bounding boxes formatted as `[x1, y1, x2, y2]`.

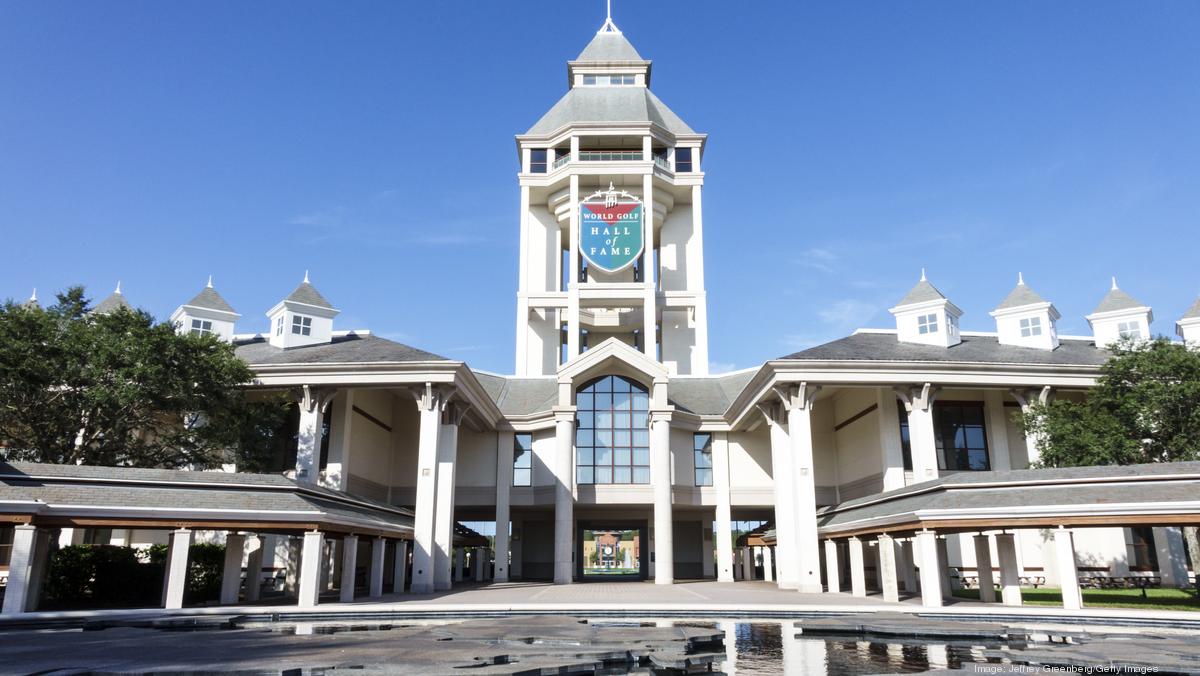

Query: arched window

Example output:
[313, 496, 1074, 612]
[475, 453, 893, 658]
[576, 375, 650, 484]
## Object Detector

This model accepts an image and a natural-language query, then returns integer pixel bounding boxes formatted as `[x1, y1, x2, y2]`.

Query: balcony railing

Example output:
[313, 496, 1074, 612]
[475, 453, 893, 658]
[579, 150, 643, 162]
[552, 153, 571, 169]
[652, 153, 671, 171]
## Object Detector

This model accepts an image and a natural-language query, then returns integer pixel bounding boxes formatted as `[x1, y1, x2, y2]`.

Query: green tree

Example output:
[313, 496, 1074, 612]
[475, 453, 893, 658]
[0, 286, 289, 469]
[1021, 336, 1200, 578]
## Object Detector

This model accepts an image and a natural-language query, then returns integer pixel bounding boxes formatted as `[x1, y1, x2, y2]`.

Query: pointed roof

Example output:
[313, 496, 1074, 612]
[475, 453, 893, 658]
[92, 290, 132, 315]
[284, 276, 334, 310]
[895, 277, 946, 306]
[184, 286, 237, 314]
[994, 275, 1048, 310]
[23, 289, 39, 310]
[526, 87, 693, 135]
[1091, 279, 1147, 314]
[1180, 297, 1200, 321]
[576, 29, 644, 62]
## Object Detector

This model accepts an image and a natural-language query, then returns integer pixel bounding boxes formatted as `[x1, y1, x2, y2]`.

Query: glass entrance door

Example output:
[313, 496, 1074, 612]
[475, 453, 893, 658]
[579, 526, 645, 580]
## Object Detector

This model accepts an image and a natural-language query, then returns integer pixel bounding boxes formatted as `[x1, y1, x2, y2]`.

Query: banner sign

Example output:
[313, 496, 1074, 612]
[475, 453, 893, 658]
[580, 184, 644, 273]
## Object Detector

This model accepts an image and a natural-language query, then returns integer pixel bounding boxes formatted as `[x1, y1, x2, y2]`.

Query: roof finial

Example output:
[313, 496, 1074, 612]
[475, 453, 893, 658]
[1111, 275, 1118, 291]
[29, 288, 37, 303]
[599, 0, 620, 33]
[303, 270, 310, 284]
[920, 267, 927, 282]
[114, 281, 122, 295]
[1018, 271, 1025, 286]
[206, 274, 213, 288]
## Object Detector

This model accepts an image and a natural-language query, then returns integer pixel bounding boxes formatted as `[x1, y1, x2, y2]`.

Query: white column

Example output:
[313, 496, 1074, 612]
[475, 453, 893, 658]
[898, 540, 918, 594]
[434, 401, 468, 591]
[244, 535, 264, 603]
[878, 534, 899, 603]
[566, 173, 580, 360]
[642, 172, 656, 357]
[741, 547, 755, 580]
[1153, 527, 1190, 588]
[298, 530, 325, 608]
[494, 431, 514, 582]
[877, 389, 907, 491]
[915, 530, 943, 608]
[22, 529, 51, 613]
[690, 184, 710, 374]
[983, 391, 1012, 471]
[713, 433, 734, 582]
[782, 383, 823, 593]
[162, 528, 192, 610]
[897, 385, 939, 483]
[1012, 387, 1053, 467]
[936, 536, 953, 597]
[651, 409, 674, 584]
[995, 533, 1023, 607]
[284, 537, 302, 595]
[219, 533, 246, 605]
[484, 549, 493, 580]
[454, 547, 465, 582]
[323, 390, 355, 490]
[553, 409, 575, 584]
[339, 534, 358, 603]
[393, 539, 409, 594]
[1054, 527, 1083, 610]
[973, 534, 997, 603]
[515, 183, 531, 375]
[761, 402, 797, 589]
[824, 540, 841, 592]
[848, 536, 866, 597]
[410, 384, 445, 594]
[369, 537, 386, 598]
[474, 547, 485, 581]
[295, 386, 336, 484]
[1, 525, 37, 615]
[762, 546, 775, 583]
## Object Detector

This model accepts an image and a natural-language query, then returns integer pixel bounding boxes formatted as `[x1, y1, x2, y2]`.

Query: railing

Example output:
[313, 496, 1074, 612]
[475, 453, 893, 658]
[579, 150, 643, 162]
[552, 153, 571, 169]
[652, 153, 671, 171]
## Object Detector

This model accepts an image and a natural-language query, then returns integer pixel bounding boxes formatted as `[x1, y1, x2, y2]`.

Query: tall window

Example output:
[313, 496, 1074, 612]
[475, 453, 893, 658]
[530, 148, 547, 173]
[513, 434, 532, 486]
[190, 318, 213, 336]
[1128, 527, 1159, 571]
[918, 313, 939, 334]
[576, 375, 650, 484]
[933, 402, 990, 471]
[1020, 316, 1042, 337]
[275, 315, 284, 336]
[292, 315, 312, 336]
[1118, 320, 1142, 339]
[675, 147, 693, 172]
[694, 433, 713, 486]
[896, 401, 913, 471]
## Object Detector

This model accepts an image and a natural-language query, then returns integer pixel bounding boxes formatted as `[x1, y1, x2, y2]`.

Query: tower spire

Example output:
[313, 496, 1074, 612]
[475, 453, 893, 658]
[599, 0, 620, 33]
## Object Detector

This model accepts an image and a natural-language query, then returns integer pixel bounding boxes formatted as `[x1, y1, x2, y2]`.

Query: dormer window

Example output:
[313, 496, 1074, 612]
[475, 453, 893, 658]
[275, 316, 284, 336]
[189, 319, 213, 336]
[292, 315, 313, 336]
[1118, 320, 1142, 339]
[1020, 316, 1042, 337]
[917, 313, 939, 335]
[582, 74, 636, 86]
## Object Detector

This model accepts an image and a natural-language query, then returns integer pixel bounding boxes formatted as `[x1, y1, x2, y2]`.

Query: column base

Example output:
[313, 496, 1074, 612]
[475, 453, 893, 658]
[797, 583, 824, 594]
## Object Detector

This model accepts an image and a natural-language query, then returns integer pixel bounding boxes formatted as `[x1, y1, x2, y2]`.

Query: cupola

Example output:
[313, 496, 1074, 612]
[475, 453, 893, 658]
[266, 272, 339, 349]
[23, 288, 39, 310]
[1085, 277, 1153, 346]
[566, 12, 651, 88]
[169, 276, 241, 342]
[90, 281, 132, 315]
[888, 270, 962, 347]
[989, 273, 1060, 350]
[1176, 296, 1200, 345]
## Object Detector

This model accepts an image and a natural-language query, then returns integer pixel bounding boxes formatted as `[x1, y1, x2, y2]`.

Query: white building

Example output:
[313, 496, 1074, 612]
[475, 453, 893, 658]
[14, 15, 1196, 605]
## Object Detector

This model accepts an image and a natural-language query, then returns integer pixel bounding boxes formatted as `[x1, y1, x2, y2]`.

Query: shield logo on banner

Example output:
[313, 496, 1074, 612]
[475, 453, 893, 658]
[580, 183, 644, 273]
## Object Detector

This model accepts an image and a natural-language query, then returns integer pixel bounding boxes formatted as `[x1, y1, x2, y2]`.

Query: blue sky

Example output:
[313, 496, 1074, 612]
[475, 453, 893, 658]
[2, 1, 1197, 373]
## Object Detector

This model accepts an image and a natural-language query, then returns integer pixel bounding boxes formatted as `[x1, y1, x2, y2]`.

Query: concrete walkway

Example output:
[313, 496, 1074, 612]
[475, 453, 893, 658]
[3, 580, 1199, 630]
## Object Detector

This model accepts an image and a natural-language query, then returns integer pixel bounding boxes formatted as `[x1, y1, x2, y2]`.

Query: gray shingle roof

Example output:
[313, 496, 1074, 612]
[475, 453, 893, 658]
[669, 371, 756, 415]
[285, 281, 334, 309]
[526, 88, 694, 135]
[576, 30, 644, 62]
[817, 461, 1200, 531]
[1182, 297, 1200, 320]
[994, 282, 1047, 311]
[895, 279, 946, 306]
[235, 333, 448, 365]
[1092, 286, 1146, 314]
[475, 374, 559, 416]
[91, 291, 132, 315]
[781, 331, 1108, 366]
[185, 286, 237, 314]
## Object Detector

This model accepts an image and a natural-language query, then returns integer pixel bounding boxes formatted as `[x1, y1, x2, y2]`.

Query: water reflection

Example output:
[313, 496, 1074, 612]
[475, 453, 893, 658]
[711, 621, 1006, 675]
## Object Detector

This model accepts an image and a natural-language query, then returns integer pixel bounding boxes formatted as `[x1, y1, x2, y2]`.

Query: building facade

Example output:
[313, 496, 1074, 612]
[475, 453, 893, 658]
[23, 16, 1199, 602]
